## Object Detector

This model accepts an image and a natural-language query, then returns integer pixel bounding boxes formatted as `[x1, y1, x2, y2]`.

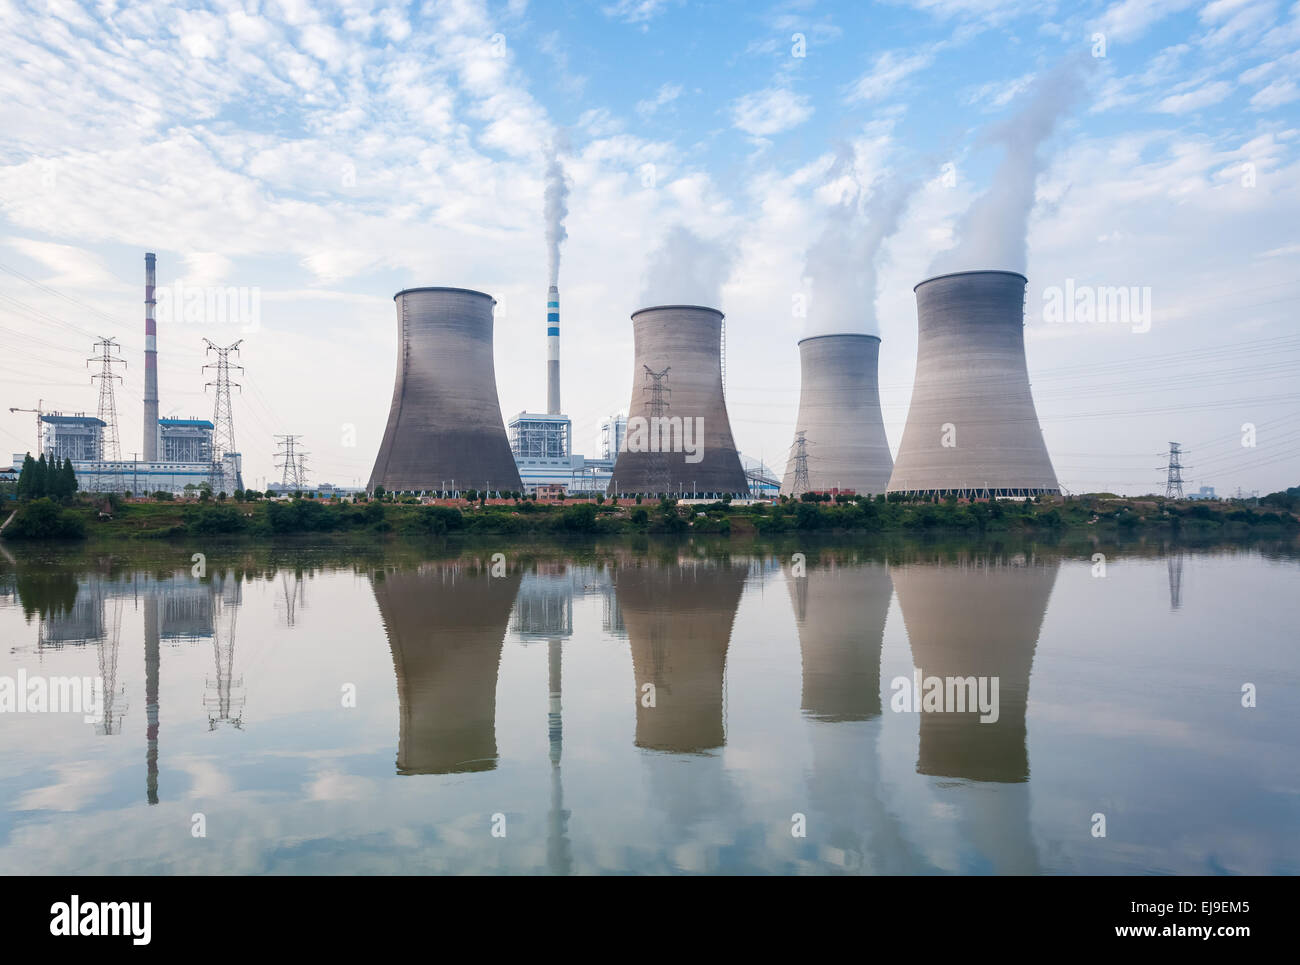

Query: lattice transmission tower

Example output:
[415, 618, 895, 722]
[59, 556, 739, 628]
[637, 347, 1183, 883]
[642, 365, 670, 498]
[88, 337, 126, 492]
[203, 339, 243, 492]
[275, 434, 304, 491]
[789, 430, 811, 496]
[1164, 442, 1186, 500]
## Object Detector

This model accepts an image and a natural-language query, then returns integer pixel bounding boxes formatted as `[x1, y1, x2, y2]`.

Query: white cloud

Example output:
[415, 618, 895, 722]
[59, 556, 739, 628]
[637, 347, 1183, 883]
[1156, 79, 1233, 112]
[636, 82, 683, 117]
[602, 0, 670, 25]
[1249, 78, 1300, 109]
[846, 50, 934, 103]
[1093, 0, 1198, 43]
[731, 87, 813, 136]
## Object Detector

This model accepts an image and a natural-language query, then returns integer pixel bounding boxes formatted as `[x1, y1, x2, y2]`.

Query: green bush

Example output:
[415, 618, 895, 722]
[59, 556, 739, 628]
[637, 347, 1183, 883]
[187, 505, 246, 534]
[6, 498, 86, 539]
[559, 503, 599, 533]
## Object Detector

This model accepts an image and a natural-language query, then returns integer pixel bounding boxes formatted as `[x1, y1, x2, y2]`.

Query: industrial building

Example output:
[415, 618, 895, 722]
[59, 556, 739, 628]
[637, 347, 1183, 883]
[369, 287, 522, 495]
[41, 413, 106, 463]
[887, 270, 1059, 498]
[508, 411, 613, 494]
[8, 253, 245, 496]
[608, 305, 749, 498]
[781, 334, 893, 496]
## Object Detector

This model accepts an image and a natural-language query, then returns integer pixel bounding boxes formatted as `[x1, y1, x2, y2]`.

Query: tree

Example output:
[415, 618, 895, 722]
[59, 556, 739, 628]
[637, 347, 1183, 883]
[33, 453, 49, 498]
[59, 457, 78, 502]
[16, 453, 36, 500]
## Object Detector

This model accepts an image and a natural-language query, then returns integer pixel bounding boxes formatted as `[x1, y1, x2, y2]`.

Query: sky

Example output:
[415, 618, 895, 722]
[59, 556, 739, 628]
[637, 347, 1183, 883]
[0, 0, 1297, 496]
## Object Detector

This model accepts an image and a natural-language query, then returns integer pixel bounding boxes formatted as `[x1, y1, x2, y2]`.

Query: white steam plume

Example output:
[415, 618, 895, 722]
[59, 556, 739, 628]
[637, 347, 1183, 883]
[640, 225, 733, 308]
[544, 148, 569, 287]
[803, 156, 915, 337]
[931, 57, 1088, 276]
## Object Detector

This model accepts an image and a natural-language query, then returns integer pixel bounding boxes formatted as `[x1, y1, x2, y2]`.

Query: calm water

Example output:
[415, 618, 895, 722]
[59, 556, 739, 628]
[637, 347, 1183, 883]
[1, 538, 1296, 875]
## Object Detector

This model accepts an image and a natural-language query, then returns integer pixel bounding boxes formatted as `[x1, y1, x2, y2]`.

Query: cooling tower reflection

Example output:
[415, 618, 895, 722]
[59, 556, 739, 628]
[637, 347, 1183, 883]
[617, 558, 748, 752]
[893, 556, 1059, 783]
[373, 562, 523, 774]
[789, 561, 893, 721]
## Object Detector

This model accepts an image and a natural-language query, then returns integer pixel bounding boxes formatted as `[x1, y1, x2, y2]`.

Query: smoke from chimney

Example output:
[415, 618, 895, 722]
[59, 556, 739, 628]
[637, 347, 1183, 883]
[544, 148, 569, 288]
[930, 57, 1088, 276]
[641, 225, 733, 308]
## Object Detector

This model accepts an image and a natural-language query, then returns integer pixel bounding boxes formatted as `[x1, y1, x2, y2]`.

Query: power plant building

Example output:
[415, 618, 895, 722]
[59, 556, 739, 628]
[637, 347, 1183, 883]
[781, 334, 893, 496]
[608, 305, 749, 498]
[369, 287, 522, 495]
[9, 253, 244, 495]
[887, 271, 1059, 498]
[41, 414, 106, 463]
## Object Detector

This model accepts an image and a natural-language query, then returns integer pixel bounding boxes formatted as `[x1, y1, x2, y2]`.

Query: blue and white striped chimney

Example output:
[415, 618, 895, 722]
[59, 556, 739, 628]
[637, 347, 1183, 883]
[546, 285, 561, 415]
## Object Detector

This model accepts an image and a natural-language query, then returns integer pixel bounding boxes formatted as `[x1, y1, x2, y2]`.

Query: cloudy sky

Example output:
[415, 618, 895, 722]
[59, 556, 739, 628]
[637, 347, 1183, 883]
[1, 0, 1297, 495]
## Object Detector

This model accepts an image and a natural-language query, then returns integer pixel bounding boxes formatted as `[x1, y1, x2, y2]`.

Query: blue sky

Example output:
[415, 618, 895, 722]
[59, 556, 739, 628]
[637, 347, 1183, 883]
[0, 0, 1297, 494]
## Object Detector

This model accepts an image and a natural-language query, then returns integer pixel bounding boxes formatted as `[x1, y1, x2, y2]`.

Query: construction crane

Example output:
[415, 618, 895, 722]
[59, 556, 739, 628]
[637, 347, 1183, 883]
[7, 399, 44, 456]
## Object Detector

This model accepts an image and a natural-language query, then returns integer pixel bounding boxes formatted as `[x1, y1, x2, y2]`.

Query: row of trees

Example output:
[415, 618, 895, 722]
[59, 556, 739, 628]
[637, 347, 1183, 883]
[15, 454, 78, 502]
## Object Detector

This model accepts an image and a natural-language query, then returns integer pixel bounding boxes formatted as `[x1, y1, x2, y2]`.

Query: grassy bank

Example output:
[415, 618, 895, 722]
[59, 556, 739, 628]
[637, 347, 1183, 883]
[2, 490, 1296, 545]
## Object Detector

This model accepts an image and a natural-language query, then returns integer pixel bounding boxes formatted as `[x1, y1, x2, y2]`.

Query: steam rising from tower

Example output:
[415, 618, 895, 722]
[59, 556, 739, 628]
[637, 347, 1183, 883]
[143, 252, 158, 460]
[930, 59, 1086, 276]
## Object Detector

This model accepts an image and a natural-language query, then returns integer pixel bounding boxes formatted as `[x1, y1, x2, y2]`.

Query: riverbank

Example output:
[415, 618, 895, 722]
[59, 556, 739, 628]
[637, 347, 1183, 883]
[1, 490, 1296, 545]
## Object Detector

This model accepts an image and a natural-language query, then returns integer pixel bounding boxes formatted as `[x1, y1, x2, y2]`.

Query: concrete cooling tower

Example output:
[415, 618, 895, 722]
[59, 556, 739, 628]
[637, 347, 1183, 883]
[608, 306, 749, 498]
[617, 560, 748, 752]
[892, 556, 1060, 783]
[887, 271, 1058, 497]
[782, 334, 893, 496]
[369, 287, 522, 494]
[372, 563, 523, 774]
[788, 561, 894, 721]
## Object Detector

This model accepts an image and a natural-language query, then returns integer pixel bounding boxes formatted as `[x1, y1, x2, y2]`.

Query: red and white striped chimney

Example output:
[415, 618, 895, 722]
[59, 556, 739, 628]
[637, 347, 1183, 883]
[143, 252, 158, 461]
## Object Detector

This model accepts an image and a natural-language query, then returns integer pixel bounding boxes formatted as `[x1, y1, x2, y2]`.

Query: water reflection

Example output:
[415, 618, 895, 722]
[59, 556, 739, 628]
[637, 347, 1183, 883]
[789, 561, 892, 721]
[2, 538, 1294, 875]
[617, 558, 748, 752]
[373, 562, 522, 774]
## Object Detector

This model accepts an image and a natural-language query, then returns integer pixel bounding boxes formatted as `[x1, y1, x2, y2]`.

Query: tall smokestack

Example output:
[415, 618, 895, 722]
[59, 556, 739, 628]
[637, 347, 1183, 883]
[547, 285, 560, 414]
[143, 252, 158, 461]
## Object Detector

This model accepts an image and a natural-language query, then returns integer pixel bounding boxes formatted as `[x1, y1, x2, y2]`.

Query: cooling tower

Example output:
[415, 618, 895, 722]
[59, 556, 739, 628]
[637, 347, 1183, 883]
[608, 306, 748, 497]
[788, 561, 893, 721]
[369, 287, 522, 494]
[617, 560, 748, 752]
[782, 334, 893, 495]
[887, 271, 1058, 497]
[892, 556, 1059, 783]
[372, 563, 523, 774]
[143, 252, 159, 461]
